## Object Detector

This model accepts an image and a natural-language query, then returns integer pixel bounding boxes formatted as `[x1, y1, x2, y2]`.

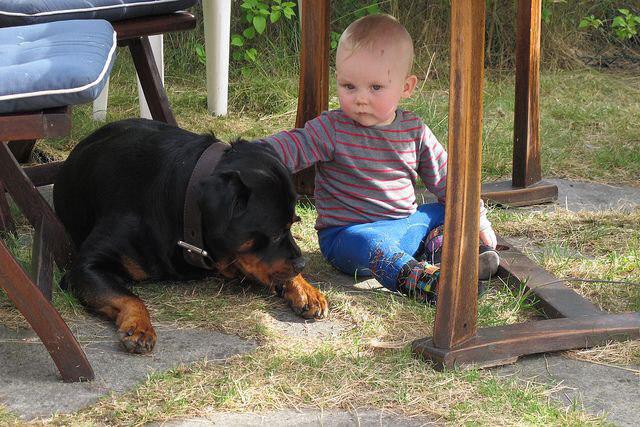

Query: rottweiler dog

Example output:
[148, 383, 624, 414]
[53, 119, 328, 354]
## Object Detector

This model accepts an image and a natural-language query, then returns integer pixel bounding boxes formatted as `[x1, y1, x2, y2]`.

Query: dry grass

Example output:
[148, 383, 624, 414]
[492, 207, 640, 368]
[4, 204, 632, 425]
[565, 341, 640, 373]
[493, 208, 640, 314]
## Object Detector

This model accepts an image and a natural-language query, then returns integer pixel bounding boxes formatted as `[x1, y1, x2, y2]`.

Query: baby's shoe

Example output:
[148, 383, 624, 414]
[398, 262, 439, 304]
[478, 244, 500, 280]
[420, 225, 500, 281]
[398, 261, 488, 305]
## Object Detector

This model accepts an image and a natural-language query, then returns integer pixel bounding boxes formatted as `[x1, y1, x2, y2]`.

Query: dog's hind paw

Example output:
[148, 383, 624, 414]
[118, 320, 157, 354]
[282, 274, 329, 319]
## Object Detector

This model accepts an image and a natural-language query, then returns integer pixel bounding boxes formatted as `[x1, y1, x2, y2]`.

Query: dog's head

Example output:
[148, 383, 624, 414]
[198, 141, 305, 285]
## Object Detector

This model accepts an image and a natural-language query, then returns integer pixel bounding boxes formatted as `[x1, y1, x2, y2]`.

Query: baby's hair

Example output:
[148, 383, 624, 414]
[338, 14, 414, 74]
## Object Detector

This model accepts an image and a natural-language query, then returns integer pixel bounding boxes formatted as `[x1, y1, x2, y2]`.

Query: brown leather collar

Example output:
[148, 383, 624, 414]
[178, 142, 229, 269]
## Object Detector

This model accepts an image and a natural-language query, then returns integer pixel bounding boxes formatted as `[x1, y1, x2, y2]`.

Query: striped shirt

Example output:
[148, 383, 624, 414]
[261, 109, 489, 231]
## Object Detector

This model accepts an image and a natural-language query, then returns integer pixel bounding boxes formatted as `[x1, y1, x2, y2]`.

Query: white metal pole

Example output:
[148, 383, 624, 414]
[203, 0, 231, 116]
[137, 34, 164, 119]
[92, 79, 109, 121]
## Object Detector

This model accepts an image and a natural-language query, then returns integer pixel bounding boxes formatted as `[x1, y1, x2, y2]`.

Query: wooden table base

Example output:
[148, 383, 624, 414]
[412, 235, 640, 370]
[412, 313, 640, 369]
[481, 180, 558, 207]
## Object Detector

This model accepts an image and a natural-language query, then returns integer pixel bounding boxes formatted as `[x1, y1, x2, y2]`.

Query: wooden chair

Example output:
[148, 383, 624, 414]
[0, 2, 196, 381]
[295, 0, 640, 369]
[0, 19, 118, 382]
[0, 2, 197, 161]
[1, 108, 94, 383]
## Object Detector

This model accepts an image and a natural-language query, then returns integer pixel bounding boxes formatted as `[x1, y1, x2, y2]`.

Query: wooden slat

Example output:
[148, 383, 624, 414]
[126, 37, 177, 126]
[512, 0, 542, 187]
[7, 140, 36, 163]
[113, 12, 196, 42]
[413, 312, 640, 369]
[0, 241, 93, 382]
[0, 179, 15, 234]
[31, 217, 54, 301]
[432, 0, 486, 349]
[481, 179, 558, 206]
[496, 235, 603, 318]
[0, 143, 74, 269]
[293, 0, 330, 196]
[23, 161, 64, 188]
[0, 107, 70, 141]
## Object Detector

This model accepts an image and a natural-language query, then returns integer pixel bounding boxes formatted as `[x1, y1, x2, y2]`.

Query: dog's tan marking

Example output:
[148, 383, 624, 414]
[215, 258, 240, 278]
[234, 253, 271, 284]
[97, 295, 157, 354]
[237, 239, 254, 252]
[282, 274, 329, 319]
[233, 254, 329, 319]
[122, 256, 150, 281]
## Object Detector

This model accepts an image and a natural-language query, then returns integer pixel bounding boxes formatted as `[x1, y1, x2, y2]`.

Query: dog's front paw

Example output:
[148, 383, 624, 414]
[118, 318, 157, 354]
[282, 274, 329, 319]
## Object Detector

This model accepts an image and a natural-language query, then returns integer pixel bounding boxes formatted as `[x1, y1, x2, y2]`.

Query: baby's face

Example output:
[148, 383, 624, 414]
[336, 45, 416, 127]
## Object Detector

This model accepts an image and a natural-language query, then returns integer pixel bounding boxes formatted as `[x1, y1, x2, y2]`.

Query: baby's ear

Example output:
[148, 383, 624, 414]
[403, 74, 418, 98]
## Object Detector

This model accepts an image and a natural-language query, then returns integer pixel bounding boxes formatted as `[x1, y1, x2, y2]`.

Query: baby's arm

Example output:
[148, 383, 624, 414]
[416, 125, 447, 202]
[259, 112, 336, 173]
[417, 125, 497, 248]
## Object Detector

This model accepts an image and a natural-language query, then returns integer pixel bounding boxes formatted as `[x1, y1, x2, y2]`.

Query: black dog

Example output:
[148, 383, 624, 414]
[54, 119, 328, 354]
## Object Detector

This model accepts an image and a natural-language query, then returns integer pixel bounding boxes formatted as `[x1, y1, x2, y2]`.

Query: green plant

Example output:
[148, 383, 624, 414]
[579, 8, 640, 41]
[230, 0, 296, 73]
[194, 42, 206, 65]
[611, 8, 640, 40]
[541, 0, 566, 24]
[578, 15, 603, 30]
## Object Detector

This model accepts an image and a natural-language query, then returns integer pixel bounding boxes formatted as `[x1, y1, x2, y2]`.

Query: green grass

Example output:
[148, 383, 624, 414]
[1, 38, 639, 425]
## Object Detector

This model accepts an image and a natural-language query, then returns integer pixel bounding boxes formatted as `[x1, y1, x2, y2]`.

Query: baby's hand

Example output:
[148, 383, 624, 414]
[479, 227, 497, 249]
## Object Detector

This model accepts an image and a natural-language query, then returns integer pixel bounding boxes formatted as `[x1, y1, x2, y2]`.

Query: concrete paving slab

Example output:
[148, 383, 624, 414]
[545, 179, 640, 212]
[495, 354, 640, 427]
[259, 306, 348, 340]
[155, 409, 438, 426]
[422, 179, 640, 212]
[0, 318, 257, 420]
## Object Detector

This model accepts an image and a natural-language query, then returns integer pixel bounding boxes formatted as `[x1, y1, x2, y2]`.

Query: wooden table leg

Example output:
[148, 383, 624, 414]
[410, 0, 638, 371]
[430, 0, 487, 350]
[514, 0, 543, 188]
[0, 241, 93, 382]
[481, 0, 557, 207]
[414, 313, 640, 369]
[293, 0, 330, 196]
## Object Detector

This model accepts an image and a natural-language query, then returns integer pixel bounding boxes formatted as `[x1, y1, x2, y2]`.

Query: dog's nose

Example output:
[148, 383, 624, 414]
[292, 257, 306, 273]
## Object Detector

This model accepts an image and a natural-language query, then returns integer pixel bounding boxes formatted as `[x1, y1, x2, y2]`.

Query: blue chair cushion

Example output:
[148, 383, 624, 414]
[0, 20, 116, 114]
[0, 0, 197, 26]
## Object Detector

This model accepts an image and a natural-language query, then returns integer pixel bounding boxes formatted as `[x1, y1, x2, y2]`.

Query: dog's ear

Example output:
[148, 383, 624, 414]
[198, 170, 251, 236]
